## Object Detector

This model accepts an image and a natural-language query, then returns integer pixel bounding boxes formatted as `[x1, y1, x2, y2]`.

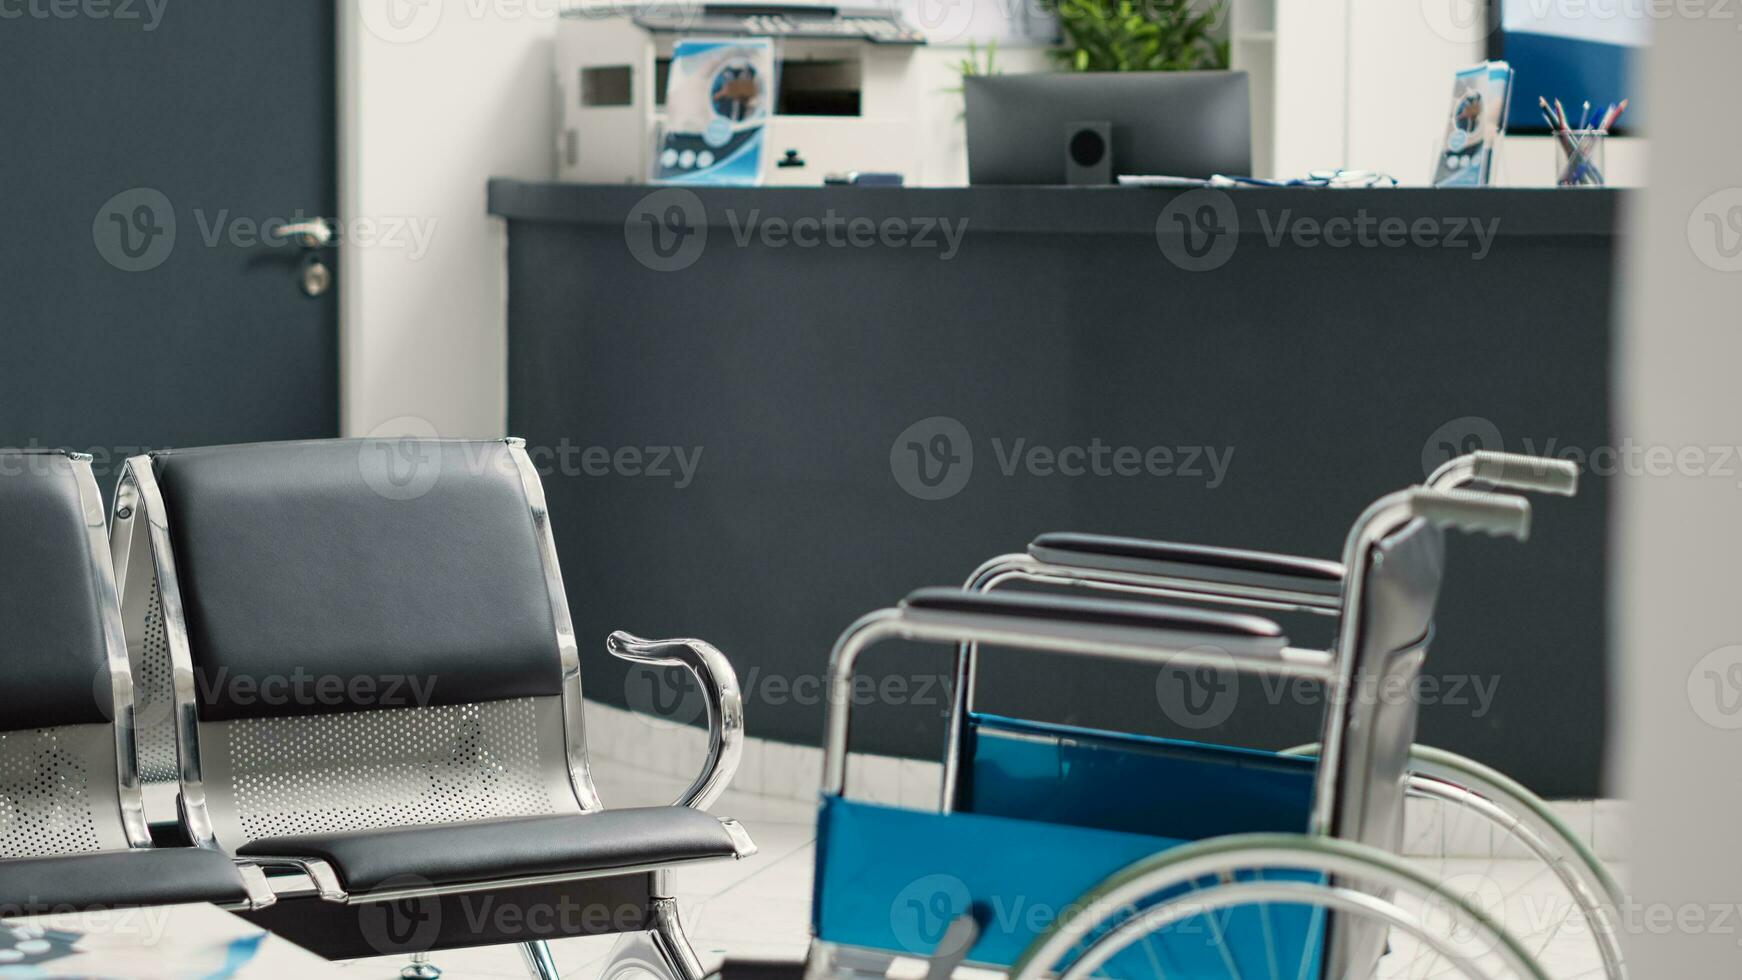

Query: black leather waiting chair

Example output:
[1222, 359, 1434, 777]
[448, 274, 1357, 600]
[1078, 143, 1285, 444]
[108, 438, 754, 979]
[0, 449, 272, 915]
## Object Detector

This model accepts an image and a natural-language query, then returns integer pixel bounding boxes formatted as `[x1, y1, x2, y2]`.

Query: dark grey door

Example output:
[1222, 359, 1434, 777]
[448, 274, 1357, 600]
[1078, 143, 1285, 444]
[0, 3, 339, 490]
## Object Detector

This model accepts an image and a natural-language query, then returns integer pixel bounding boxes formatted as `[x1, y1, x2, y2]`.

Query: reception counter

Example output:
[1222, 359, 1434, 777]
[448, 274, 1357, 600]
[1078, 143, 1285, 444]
[490, 180, 1619, 796]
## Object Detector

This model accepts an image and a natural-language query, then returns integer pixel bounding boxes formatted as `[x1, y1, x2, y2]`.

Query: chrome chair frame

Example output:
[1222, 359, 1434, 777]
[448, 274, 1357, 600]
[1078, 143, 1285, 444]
[72, 450, 154, 855]
[812, 488, 1533, 979]
[0, 450, 274, 912]
[108, 438, 751, 978]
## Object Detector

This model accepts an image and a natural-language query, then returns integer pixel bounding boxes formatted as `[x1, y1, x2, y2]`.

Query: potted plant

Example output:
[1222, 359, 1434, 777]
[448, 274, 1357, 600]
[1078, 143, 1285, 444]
[1047, 0, 1228, 72]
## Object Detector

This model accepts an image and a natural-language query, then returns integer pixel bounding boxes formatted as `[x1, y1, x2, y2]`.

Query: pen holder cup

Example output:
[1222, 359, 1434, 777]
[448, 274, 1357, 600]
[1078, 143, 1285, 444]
[1555, 130, 1607, 187]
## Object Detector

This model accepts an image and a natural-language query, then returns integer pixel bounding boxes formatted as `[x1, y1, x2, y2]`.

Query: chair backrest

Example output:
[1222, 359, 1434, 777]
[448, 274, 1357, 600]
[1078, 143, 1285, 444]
[112, 438, 599, 851]
[0, 450, 147, 857]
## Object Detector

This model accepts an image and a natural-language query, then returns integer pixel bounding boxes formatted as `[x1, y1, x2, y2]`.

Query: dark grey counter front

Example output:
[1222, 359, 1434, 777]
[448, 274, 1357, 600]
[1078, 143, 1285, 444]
[493, 180, 1618, 797]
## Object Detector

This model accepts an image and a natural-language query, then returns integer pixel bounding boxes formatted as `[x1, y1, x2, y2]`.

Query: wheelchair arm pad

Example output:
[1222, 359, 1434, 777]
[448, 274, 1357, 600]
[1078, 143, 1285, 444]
[900, 588, 1288, 658]
[607, 631, 744, 810]
[1028, 532, 1345, 598]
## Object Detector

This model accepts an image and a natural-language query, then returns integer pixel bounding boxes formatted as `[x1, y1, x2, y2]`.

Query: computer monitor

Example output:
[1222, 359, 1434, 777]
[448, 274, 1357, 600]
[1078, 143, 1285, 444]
[964, 71, 1252, 185]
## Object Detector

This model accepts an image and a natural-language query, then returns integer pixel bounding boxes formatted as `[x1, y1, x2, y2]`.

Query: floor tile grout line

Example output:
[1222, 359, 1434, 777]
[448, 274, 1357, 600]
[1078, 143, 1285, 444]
[682, 835, 818, 904]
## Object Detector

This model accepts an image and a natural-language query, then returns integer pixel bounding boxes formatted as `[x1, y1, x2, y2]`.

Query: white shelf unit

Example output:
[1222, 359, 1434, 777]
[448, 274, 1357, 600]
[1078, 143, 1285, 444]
[1230, 0, 1349, 179]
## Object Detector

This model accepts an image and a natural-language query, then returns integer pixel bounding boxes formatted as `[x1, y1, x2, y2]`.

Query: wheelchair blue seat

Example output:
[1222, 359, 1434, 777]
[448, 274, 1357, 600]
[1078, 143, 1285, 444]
[813, 714, 1325, 977]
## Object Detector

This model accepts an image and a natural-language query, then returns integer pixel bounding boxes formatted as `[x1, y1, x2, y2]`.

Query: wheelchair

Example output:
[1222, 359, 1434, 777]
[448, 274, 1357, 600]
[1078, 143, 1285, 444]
[944, 451, 1622, 980]
[804, 471, 1592, 980]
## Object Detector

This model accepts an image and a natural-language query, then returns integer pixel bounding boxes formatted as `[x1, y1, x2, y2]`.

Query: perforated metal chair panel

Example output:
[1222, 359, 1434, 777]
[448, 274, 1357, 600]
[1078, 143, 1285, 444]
[131, 582, 178, 785]
[199, 696, 584, 850]
[0, 725, 129, 858]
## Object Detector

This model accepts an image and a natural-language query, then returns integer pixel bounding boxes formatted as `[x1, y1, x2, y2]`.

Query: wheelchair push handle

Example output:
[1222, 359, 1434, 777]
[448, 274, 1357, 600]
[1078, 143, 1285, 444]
[1470, 451, 1580, 495]
[1428, 450, 1580, 496]
[1407, 488, 1531, 541]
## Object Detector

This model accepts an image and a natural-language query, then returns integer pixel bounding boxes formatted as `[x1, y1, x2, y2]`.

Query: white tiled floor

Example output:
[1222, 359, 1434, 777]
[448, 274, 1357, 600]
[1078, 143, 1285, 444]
[337, 759, 1621, 980]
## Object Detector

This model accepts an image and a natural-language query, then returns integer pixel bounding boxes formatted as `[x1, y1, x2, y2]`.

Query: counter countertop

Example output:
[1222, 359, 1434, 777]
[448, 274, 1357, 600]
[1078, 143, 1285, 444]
[488, 179, 1622, 239]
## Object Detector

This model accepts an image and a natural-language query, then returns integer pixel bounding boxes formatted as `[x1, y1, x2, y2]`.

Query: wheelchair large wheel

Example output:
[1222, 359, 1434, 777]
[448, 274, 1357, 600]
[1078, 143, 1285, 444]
[1009, 833, 1550, 980]
[1281, 744, 1625, 979]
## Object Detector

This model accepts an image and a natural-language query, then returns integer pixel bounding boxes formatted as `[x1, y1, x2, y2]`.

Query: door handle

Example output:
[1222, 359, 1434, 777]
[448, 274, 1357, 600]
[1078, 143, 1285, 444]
[273, 218, 335, 249]
[264, 218, 336, 297]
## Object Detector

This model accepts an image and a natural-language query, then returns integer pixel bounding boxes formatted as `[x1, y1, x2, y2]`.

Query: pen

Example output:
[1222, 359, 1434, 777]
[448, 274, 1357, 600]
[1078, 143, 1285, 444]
[1541, 97, 1576, 155]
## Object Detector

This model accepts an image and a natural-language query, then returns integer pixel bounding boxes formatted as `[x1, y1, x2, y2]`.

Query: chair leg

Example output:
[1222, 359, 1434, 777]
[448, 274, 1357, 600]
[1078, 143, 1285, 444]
[519, 940, 561, 980]
[401, 951, 442, 979]
[647, 897, 706, 980]
[599, 898, 708, 980]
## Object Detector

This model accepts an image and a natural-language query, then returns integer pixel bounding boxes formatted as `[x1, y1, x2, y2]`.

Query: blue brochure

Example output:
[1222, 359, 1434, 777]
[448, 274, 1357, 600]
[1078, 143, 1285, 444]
[653, 38, 775, 186]
[1434, 61, 1514, 187]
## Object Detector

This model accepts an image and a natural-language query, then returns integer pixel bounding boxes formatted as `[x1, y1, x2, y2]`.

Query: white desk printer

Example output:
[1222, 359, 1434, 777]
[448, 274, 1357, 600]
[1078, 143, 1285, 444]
[556, 1, 927, 185]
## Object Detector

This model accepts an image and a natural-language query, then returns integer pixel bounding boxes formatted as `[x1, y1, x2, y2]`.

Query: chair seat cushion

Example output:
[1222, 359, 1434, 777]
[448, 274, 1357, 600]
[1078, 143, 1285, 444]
[0, 847, 249, 913]
[238, 807, 748, 895]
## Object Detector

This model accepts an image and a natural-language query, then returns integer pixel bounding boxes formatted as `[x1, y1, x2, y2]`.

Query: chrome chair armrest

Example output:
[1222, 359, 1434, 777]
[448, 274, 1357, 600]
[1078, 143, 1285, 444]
[230, 861, 281, 911]
[608, 630, 745, 810]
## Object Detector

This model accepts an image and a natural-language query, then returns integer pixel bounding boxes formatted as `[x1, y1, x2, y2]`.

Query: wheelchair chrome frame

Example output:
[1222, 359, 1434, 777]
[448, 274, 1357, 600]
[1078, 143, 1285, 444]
[940, 552, 1340, 813]
[1007, 834, 1552, 980]
[814, 600, 1338, 976]
[111, 439, 750, 970]
[812, 488, 1529, 979]
[942, 451, 1578, 814]
[934, 490, 1427, 827]
[822, 604, 1335, 797]
[935, 454, 1620, 977]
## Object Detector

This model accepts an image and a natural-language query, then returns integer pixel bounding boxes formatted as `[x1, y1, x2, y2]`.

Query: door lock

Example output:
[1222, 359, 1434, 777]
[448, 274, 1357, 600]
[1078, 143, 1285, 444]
[300, 254, 331, 297]
[270, 217, 335, 296]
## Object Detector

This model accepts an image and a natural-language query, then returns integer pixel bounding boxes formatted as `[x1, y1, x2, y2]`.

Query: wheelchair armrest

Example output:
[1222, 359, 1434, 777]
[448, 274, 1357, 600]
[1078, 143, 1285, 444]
[900, 587, 1291, 662]
[1028, 532, 1346, 600]
[607, 631, 745, 811]
[823, 593, 1313, 795]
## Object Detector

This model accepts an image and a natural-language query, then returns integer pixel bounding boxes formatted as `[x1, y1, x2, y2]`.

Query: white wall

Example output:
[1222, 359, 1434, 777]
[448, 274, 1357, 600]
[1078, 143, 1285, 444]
[1342, 0, 1645, 186]
[338, 2, 1046, 434]
[914, 45, 1054, 187]
[1615, 12, 1742, 975]
[341, 0, 562, 439]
